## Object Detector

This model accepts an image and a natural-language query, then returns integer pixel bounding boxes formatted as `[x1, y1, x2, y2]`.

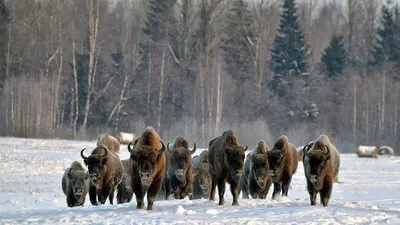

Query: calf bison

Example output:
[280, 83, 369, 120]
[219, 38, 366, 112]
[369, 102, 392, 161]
[81, 134, 124, 205]
[128, 126, 166, 210]
[303, 134, 340, 207]
[240, 140, 271, 199]
[61, 161, 90, 207]
[267, 135, 298, 199]
[116, 159, 134, 204]
[208, 129, 247, 206]
[191, 150, 212, 200]
[164, 136, 196, 199]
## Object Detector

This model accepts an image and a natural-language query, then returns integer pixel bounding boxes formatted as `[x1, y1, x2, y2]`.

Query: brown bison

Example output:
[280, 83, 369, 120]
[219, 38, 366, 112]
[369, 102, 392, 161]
[208, 129, 248, 206]
[81, 134, 124, 205]
[128, 126, 166, 210]
[164, 136, 196, 199]
[116, 159, 134, 204]
[267, 135, 298, 199]
[61, 161, 90, 207]
[302, 134, 340, 207]
[240, 140, 271, 199]
[191, 150, 212, 200]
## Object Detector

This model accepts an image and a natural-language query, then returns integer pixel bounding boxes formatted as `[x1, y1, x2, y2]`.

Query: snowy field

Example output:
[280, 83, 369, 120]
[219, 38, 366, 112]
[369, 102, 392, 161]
[0, 137, 400, 225]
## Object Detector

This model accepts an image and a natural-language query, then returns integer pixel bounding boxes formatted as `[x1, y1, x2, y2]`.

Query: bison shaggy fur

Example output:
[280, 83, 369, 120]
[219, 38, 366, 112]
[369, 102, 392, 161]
[62, 161, 90, 207]
[128, 126, 167, 210]
[116, 159, 134, 204]
[240, 140, 271, 199]
[81, 134, 124, 205]
[208, 129, 248, 206]
[164, 136, 196, 199]
[191, 150, 212, 200]
[267, 135, 298, 199]
[302, 134, 340, 207]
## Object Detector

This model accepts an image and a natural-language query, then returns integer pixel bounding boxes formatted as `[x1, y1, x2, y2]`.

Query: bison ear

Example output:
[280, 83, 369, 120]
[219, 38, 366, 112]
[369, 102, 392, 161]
[323, 145, 331, 161]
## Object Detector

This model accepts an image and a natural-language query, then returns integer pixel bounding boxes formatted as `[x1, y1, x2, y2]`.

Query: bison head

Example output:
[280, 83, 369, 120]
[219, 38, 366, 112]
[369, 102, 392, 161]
[194, 164, 212, 198]
[81, 147, 108, 185]
[267, 150, 285, 182]
[249, 154, 269, 188]
[303, 142, 331, 186]
[128, 141, 166, 187]
[225, 145, 247, 183]
[168, 143, 196, 181]
[68, 168, 89, 200]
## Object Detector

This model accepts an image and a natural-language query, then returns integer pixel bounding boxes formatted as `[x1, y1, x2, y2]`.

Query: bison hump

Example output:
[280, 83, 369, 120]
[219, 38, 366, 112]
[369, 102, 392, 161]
[137, 126, 162, 149]
[316, 134, 331, 145]
[70, 161, 85, 171]
[222, 130, 239, 146]
[171, 136, 188, 149]
[272, 135, 289, 151]
[254, 140, 268, 154]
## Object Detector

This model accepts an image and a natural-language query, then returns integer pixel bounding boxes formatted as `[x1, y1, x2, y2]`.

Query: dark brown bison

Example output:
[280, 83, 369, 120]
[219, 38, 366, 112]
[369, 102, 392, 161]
[164, 136, 196, 199]
[191, 150, 212, 200]
[267, 135, 298, 199]
[208, 129, 248, 206]
[61, 161, 90, 207]
[240, 140, 271, 199]
[80, 134, 124, 205]
[128, 126, 166, 210]
[116, 159, 134, 204]
[302, 134, 340, 207]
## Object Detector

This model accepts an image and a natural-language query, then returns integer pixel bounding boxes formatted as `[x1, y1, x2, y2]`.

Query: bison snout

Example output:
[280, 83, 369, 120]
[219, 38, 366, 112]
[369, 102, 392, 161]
[90, 174, 98, 183]
[139, 172, 150, 179]
[310, 175, 318, 183]
[256, 177, 264, 183]
[175, 169, 185, 180]
[199, 184, 208, 190]
[74, 188, 83, 195]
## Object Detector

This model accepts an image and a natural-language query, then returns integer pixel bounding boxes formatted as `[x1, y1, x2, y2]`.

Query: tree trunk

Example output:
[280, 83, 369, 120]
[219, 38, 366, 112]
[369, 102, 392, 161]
[72, 22, 79, 138]
[381, 73, 385, 138]
[157, 46, 166, 133]
[395, 86, 398, 137]
[147, 40, 152, 122]
[199, 51, 205, 144]
[353, 82, 357, 142]
[215, 63, 222, 135]
[54, 0, 63, 131]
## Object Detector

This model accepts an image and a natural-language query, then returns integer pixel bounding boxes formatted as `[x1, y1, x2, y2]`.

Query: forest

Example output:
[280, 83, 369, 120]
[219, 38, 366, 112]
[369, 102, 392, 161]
[0, 0, 398, 153]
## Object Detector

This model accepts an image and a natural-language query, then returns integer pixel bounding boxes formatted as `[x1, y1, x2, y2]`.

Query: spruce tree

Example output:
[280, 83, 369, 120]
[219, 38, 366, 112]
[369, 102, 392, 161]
[372, 0, 400, 66]
[270, 0, 308, 77]
[321, 35, 347, 78]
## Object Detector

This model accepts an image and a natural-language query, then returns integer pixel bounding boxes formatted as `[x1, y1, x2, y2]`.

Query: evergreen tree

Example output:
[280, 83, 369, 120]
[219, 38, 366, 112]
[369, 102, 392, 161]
[270, 0, 308, 79]
[321, 35, 347, 78]
[372, 0, 400, 66]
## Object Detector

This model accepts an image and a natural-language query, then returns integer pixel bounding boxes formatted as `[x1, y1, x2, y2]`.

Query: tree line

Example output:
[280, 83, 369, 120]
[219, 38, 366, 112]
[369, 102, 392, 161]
[0, 0, 399, 154]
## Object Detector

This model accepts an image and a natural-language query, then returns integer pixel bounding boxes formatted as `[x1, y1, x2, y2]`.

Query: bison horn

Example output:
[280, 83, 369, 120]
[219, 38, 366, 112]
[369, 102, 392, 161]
[190, 143, 196, 155]
[80, 148, 88, 161]
[243, 145, 248, 152]
[159, 141, 166, 153]
[323, 144, 331, 161]
[128, 142, 134, 154]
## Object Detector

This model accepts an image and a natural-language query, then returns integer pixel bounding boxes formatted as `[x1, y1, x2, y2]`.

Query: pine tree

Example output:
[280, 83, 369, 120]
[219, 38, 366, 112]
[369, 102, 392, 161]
[270, 0, 308, 78]
[372, 0, 400, 66]
[321, 35, 347, 78]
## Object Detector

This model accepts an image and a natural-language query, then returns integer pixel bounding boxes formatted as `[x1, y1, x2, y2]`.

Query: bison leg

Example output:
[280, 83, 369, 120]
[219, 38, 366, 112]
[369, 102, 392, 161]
[108, 187, 115, 205]
[230, 181, 240, 206]
[217, 179, 225, 205]
[320, 180, 333, 207]
[281, 176, 292, 196]
[89, 184, 99, 206]
[133, 186, 145, 209]
[306, 179, 317, 206]
[272, 182, 281, 200]
[147, 177, 163, 210]
[164, 177, 171, 200]
[210, 176, 217, 202]
[99, 187, 111, 205]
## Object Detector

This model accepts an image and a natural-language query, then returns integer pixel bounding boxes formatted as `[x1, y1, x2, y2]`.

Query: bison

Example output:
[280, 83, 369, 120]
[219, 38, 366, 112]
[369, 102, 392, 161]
[116, 159, 134, 204]
[267, 135, 298, 199]
[81, 134, 124, 205]
[61, 161, 90, 207]
[208, 129, 247, 206]
[128, 126, 167, 210]
[191, 150, 212, 200]
[240, 140, 271, 199]
[164, 136, 197, 199]
[302, 134, 340, 207]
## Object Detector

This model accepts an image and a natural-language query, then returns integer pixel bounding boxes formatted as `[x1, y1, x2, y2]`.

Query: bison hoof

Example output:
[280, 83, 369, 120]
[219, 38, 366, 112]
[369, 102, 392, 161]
[218, 201, 224, 205]
[232, 201, 239, 206]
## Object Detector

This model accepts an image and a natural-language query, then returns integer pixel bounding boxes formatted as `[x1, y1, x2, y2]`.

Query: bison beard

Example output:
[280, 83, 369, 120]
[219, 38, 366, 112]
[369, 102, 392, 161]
[303, 134, 340, 207]
[267, 135, 298, 200]
[80, 135, 124, 206]
[208, 129, 247, 206]
[128, 126, 167, 210]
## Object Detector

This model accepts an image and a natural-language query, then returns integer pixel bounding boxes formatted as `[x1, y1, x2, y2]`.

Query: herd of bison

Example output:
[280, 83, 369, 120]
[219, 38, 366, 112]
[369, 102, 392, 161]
[62, 126, 340, 210]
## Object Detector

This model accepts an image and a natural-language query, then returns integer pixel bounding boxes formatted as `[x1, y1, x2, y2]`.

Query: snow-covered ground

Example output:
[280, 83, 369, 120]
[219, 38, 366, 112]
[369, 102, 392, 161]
[0, 137, 400, 225]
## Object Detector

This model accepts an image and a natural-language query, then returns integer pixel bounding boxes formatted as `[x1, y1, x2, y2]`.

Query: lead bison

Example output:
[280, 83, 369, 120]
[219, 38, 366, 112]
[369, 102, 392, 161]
[128, 126, 166, 210]
[61, 161, 90, 207]
[208, 129, 247, 206]
[302, 134, 340, 207]
[240, 140, 271, 199]
[267, 135, 298, 199]
[80, 134, 124, 205]
[116, 159, 134, 204]
[164, 136, 196, 199]
[191, 150, 212, 200]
